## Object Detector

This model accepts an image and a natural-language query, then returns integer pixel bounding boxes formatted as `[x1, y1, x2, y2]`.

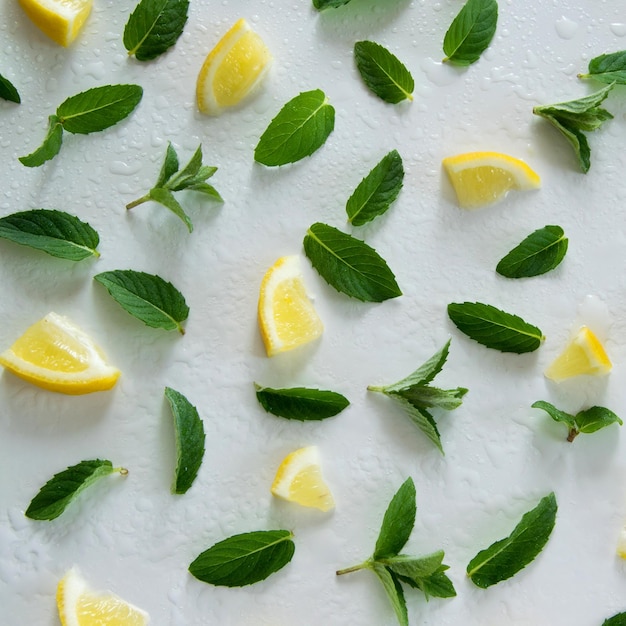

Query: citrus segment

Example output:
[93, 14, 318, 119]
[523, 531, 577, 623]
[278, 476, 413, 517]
[57, 567, 150, 626]
[617, 526, 626, 559]
[271, 446, 334, 512]
[544, 326, 612, 382]
[258, 256, 323, 357]
[442, 151, 541, 208]
[18, 0, 93, 47]
[0, 312, 120, 394]
[196, 18, 272, 115]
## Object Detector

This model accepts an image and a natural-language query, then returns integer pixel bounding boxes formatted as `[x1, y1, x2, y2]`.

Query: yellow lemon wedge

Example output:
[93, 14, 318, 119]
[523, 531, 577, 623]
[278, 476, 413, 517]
[18, 0, 93, 47]
[544, 325, 612, 382]
[271, 446, 334, 512]
[258, 255, 323, 357]
[196, 17, 272, 115]
[617, 526, 626, 559]
[57, 567, 150, 626]
[442, 151, 541, 209]
[0, 312, 120, 394]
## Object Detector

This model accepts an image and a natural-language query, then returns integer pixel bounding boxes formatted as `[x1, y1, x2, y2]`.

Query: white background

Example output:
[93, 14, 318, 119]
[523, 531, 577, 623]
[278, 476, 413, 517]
[2, 0, 626, 624]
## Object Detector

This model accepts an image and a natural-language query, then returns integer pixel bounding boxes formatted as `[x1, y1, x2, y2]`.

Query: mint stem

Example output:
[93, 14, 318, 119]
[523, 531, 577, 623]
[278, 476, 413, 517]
[126, 194, 151, 210]
[336, 561, 368, 576]
[367, 385, 385, 393]
[567, 428, 579, 443]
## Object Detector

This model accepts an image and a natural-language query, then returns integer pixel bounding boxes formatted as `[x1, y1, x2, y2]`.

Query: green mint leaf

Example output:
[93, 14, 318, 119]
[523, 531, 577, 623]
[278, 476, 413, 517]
[374, 477, 416, 559]
[25, 459, 125, 520]
[604, 613, 626, 626]
[347, 150, 404, 226]
[413, 567, 457, 599]
[580, 51, 626, 85]
[389, 396, 444, 453]
[126, 143, 222, 232]
[371, 563, 409, 626]
[532, 84, 614, 173]
[303, 222, 402, 302]
[57, 84, 143, 134]
[443, 0, 498, 66]
[254, 89, 335, 166]
[496, 225, 568, 278]
[0, 72, 20, 103]
[398, 386, 468, 411]
[383, 551, 444, 580]
[447, 301, 544, 353]
[354, 41, 414, 104]
[532, 400, 577, 432]
[576, 406, 623, 435]
[254, 384, 349, 421]
[124, 0, 189, 61]
[189, 529, 295, 587]
[164, 387, 205, 494]
[19, 115, 63, 167]
[0, 209, 99, 260]
[94, 269, 189, 333]
[467, 492, 557, 588]
[313, 0, 352, 9]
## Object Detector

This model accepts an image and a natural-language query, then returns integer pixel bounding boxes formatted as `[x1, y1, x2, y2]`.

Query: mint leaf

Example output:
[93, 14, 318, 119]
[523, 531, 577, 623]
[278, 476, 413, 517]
[165, 387, 205, 494]
[124, 0, 189, 61]
[25, 459, 126, 521]
[303, 222, 401, 302]
[254, 384, 349, 421]
[371, 563, 409, 626]
[354, 41, 414, 104]
[374, 477, 416, 559]
[368, 340, 468, 453]
[383, 551, 444, 581]
[579, 51, 626, 85]
[496, 225, 568, 278]
[443, 0, 498, 66]
[604, 614, 626, 626]
[189, 529, 295, 587]
[447, 301, 544, 353]
[347, 150, 404, 226]
[94, 269, 189, 333]
[57, 84, 143, 134]
[254, 90, 335, 166]
[532, 84, 614, 173]
[467, 492, 557, 588]
[0, 72, 20, 103]
[313, 0, 352, 9]
[409, 566, 457, 599]
[532, 400, 622, 442]
[19, 115, 63, 167]
[126, 143, 222, 232]
[0, 209, 99, 260]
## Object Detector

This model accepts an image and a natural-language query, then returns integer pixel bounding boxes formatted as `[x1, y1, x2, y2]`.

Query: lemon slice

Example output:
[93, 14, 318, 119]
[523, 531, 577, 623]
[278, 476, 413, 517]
[18, 0, 93, 47]
[196, 18, 272, 115]
[271, 446, 334, 512]
[57, 567, 150, 626]
[544, 325, 612, 382]
[0, 312, 120, 394]
[258, 255, 323, 357]
[442, 151, 541, 208]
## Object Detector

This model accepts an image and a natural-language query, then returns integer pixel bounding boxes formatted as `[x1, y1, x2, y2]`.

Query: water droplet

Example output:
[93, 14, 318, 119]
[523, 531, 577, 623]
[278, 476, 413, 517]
[555, 16, 579, 40]
[610, 23, 626, 37]
[109, 161, 142, 176]
[420, 57, 457, 87]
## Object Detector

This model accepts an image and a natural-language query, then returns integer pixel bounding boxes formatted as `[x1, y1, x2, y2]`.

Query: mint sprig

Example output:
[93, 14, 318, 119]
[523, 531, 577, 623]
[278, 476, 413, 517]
[337, 478, 455, 626]
[189, 529, 295, 587]
[126, 142, 222, 232]
[467, 492, 557, 588]
[532, 401, 622, 442]
[354, 41, 414, 104]
[254, 384, 350, 421]
[25, 459, 127, 521]
[0, 209, 100, 260]
[368, 340, 467, 453]
[532, 84, 614, 173]
[19, 84, 143, 167]
[443, 0, 498, 66]
[124, 0, 189, 61]
[579, 51, 626, 85]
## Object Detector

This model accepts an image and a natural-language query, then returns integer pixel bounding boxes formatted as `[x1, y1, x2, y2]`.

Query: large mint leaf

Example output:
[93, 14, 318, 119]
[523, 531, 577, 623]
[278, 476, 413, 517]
[374, 477, 416, 559]
[0, 209, 99, 260]
[303, 222, 401, 302]
[580, 51, 626, 85]
[254, 384, 349, 421]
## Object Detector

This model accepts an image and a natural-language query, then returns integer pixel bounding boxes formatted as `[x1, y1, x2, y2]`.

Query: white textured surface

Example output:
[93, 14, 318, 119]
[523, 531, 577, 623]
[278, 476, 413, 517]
[2, 0, 626, 624]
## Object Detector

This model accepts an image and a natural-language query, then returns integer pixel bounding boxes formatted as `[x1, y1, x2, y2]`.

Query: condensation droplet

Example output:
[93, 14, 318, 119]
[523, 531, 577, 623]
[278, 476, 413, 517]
[610, 23, 626, 37]
[555, 16, 579, 40]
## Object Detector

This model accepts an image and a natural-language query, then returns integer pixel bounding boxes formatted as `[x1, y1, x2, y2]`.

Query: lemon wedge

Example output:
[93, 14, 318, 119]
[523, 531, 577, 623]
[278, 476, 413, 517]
[0, 312, 120, 394]
[57, 567, 150, 626]
[196, 17, 272, 115]
[258, 255, 323, 357]
[271, 446, 334, 512]
[442, 151, 541, 208]
[18, 0, 92, 47]
[617, 526, 626, 559]
[544, 326, 612, 382]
